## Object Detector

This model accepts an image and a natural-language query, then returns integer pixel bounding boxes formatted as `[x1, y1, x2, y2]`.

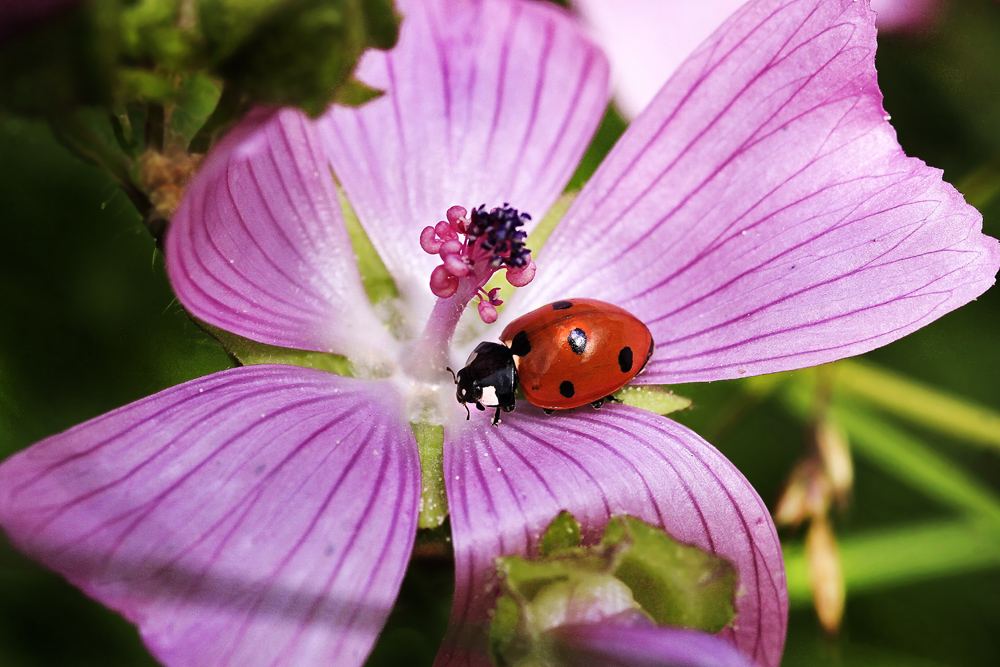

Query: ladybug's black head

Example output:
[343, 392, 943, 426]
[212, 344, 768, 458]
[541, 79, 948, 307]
[454, 342, 518, 425]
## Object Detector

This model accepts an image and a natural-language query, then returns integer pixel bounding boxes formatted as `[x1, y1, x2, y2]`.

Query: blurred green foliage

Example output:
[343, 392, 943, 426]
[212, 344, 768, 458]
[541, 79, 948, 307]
[1, 0, 1000, 666]
[0, 0, 398, 117]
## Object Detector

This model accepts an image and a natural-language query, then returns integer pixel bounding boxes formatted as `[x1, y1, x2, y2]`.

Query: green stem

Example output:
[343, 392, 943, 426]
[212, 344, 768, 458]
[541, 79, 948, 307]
[146, 103, 165, 153]
[957, 154, 1000, 210]
[47, 113, 152, 220]
[833, 361, 1000, 452]
[784, 519, 1000, 606]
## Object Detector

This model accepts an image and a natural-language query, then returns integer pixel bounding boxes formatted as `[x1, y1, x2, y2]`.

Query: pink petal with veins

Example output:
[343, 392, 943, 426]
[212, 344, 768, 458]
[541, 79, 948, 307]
[510, 0, 997, 384]
[574, 0, 748, 119]
[317, 0, 609, 318]
[438, 406, 786, 667]
[167, 108, 392, 359]
[0, 366, 420, 667]
[574, 0, 942, 121]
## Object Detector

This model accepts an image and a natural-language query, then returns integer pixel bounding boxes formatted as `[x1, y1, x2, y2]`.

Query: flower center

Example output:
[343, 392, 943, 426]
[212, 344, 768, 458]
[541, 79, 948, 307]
[420, 204, 536, 324]
[403, 204, 536, 389]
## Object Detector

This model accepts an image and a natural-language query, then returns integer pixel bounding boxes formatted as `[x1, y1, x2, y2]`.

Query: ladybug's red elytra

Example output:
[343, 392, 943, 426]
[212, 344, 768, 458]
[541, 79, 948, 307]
[454, 299, 654, 425]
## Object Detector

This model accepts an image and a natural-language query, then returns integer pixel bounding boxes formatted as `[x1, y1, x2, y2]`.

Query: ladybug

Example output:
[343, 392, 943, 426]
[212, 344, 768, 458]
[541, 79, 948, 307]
[454, 298, 654, 425]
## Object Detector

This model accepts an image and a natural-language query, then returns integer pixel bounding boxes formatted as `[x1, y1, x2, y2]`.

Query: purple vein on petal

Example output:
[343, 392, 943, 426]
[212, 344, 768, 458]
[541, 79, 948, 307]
[317, 0, 609, 316]
[506, 0, 997, 384]
[167, 109, 389, 358]
[437, 406, 786, 667]
[0, 365, 421, 667]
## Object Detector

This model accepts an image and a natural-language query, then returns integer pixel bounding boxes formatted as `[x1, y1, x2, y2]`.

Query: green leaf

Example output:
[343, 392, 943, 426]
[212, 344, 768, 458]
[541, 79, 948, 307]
[202, 0, 400, 117]
[412, 422, 448, 529]
[604, 516, 737, 633]
[203, 322, 353, 375]
[615, 385, 692, 416]
[539, 511, 583, 557]
[836, 405, 1000, 527]
[358, 0, 401, 49]
[833, 360, 1000, 452]
[489, 514, 740, 666]
[168, 73, 223, 147]
[784, 520, 1000, 606]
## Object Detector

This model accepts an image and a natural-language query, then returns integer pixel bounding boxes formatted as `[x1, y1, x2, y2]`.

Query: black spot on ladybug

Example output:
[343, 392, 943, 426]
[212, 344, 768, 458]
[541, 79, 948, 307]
[618, 346, 634, 373]
[567, 328, 587, 355]
[552, 301, 573, 310]
[510, 330, 531, 357]
[559, 381, 575, 398]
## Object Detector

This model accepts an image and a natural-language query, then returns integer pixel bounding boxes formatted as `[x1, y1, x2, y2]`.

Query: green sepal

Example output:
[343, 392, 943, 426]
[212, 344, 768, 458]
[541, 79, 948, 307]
[526, 191, 576, 253]
[412, 422, 449, 529]
[492, 535, 640, 667]
[540, 510, 583, 557]
[489, 513, 737, 667]
[338, 186, 399, 305]
[333, 77, 385, 107]
[604, 516, 737, 632]
[488, 593, 522, 665]
[616, 385, 692, 416]
[202, 322, 353, 375]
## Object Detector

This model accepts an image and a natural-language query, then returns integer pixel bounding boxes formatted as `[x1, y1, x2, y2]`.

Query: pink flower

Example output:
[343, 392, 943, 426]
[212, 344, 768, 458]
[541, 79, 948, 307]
[574, 0, 944, 119]
[0, 1, 995, 667]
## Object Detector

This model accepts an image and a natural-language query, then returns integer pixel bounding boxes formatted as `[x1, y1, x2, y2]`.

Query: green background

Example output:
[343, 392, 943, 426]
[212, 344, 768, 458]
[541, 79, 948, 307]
[2, 0, 999, 665]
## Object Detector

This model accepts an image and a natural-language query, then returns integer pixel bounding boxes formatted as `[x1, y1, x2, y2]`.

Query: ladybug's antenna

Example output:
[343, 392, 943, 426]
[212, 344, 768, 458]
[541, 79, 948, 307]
[463, 403, 470, 420]
[445, 367, 458, 384]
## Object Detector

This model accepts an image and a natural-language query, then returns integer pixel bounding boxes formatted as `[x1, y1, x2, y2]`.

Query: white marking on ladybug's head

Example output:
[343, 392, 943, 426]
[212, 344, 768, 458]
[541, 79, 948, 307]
[480, 385, 500, 408]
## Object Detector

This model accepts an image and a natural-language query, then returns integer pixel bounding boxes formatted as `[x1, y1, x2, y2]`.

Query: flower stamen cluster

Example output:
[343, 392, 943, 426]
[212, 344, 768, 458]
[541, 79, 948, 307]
[420, 204, 537, 323]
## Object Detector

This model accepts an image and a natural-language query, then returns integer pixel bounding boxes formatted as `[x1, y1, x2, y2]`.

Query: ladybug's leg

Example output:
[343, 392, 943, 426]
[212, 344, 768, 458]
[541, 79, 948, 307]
[591, 394, 622, 409]
[543, 408, 555, 415]
[491, 406, 503, 426]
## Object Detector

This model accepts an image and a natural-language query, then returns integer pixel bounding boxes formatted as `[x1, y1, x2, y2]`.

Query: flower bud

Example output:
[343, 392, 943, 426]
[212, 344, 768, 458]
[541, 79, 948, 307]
[806, 515, 844, 634]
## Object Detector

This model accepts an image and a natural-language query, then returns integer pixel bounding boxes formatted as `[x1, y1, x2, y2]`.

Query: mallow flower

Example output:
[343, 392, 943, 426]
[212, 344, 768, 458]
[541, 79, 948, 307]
[574, 0, 944, 119]
[1, 0, 996, 666]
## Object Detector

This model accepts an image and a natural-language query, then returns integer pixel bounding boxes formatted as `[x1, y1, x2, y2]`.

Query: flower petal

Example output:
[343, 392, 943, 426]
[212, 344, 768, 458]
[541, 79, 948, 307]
[511, 0, 999, 384]
[554, 622, 756, 667]
[317, 0, 609, 316]
[573, 0, 747, 119]
[871, 0, 940, 32]
[574, 0, 941, 123]
[166, 107, 394, 359]
[437, 406, 786, 667]
[0, 365, 420, 667]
